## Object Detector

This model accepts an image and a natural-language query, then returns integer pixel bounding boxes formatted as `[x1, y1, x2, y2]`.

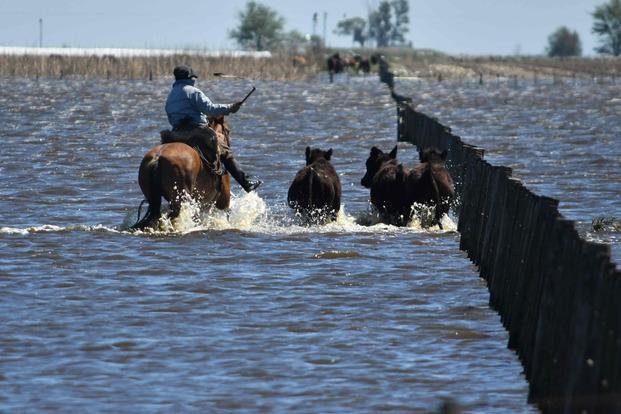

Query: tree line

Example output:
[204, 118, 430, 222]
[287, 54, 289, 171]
[227, 0, 411, 52]
[334, 0, 410, 48]
[228, 0, 621, 57]
[547, 0, 621, 57]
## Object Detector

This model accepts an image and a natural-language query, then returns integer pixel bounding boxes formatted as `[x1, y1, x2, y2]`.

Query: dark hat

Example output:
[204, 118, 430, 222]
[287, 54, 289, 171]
[173, 64, 198, 80]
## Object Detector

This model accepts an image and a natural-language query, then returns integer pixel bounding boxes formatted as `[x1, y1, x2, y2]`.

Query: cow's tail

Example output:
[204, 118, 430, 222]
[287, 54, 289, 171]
[429, 169, 443, 229]
[308, 168, 315, 209]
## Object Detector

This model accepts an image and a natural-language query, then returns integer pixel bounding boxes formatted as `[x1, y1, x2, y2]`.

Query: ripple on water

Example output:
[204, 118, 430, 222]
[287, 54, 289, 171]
[7, 78, 613, 413]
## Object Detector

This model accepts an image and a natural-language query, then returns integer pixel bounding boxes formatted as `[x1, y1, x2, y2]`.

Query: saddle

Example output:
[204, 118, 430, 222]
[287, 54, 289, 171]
[160, 127, 224, 175]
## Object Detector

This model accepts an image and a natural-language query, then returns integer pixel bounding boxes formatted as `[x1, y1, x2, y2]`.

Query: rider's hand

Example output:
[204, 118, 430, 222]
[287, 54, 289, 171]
[230, 102, 243, 114]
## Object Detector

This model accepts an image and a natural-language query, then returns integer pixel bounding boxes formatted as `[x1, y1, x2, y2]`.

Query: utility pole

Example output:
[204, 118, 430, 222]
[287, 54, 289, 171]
[312, 12, 317, 37]
[322, 12, 327, 47]
[39, 18, 43, 47]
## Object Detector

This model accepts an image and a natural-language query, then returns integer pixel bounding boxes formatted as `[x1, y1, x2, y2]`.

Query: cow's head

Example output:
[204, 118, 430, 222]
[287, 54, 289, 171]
[419, 147, 447, 164]
[361, 145, 397, 188]
[305, 146, 333, 166]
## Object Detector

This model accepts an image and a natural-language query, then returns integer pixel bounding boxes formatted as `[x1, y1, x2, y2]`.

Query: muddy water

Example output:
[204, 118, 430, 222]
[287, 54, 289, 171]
[4, 75, 612, 412]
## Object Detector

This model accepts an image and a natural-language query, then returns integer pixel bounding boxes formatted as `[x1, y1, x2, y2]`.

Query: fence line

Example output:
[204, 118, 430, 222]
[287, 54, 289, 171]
[397, 104, 621, 413]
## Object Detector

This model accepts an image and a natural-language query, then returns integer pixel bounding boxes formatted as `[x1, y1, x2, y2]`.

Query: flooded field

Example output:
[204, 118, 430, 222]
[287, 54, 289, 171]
[2, 74, 616, 412]
[404, 76, 620, 264]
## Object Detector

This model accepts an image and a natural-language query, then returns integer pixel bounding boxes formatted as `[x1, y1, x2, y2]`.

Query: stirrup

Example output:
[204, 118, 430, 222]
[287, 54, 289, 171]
[244, 179, 262, 192]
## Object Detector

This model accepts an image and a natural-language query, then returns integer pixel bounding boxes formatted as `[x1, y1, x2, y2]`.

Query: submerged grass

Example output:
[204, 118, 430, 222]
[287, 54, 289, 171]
[1, 48, 619, 82]
[0, 53, 324, 81]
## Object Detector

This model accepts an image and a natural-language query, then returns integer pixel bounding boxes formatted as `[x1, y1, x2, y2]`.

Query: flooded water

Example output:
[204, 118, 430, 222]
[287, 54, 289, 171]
[3, 74, 615, 413]
[405, 77, 621, 265]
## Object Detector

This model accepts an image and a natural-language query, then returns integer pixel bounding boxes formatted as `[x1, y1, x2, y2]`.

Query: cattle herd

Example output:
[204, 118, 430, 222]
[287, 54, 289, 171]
[287, 145, 455, 227]
[326, 53, 372, 82]
[134, 54, 455, 230]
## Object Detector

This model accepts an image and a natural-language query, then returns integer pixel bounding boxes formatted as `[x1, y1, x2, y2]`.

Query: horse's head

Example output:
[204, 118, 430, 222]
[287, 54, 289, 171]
[208, 116, 230, 140]
[361, 145, 397, 188]
[305, 146, 333, 166]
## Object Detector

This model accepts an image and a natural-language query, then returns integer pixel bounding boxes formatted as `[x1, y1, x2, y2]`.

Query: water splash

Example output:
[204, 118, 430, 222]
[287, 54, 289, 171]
[2, 197, 457, 237]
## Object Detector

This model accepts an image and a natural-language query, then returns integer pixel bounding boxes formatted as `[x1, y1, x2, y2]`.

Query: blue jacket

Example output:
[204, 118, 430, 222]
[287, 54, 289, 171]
[165, 79, 233, 129]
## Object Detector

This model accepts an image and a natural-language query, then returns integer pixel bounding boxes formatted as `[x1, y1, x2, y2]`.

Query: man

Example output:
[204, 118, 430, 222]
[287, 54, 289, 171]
[165, 64, 262, 192]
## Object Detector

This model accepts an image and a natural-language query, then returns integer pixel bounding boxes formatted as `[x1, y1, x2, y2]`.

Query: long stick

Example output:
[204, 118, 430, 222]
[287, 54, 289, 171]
[213, 72, 242, 79]
[240, 87, 256, 104]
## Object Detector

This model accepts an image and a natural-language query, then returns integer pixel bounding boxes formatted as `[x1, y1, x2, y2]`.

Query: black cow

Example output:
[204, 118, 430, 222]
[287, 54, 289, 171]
[361, 146, 454, 227]
[288, 147, 342, 224]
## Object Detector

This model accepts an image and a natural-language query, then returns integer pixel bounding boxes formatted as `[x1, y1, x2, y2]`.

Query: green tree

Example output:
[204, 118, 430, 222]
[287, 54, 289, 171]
[592, 0, 621, 56]
[546, 26, 582, 57]
[368, 1, 393, 47]
[229, 1, 285, 51]
[276, 30, 309, 53]
[334, 17, 368, 47]
[390, 0, 410, 45]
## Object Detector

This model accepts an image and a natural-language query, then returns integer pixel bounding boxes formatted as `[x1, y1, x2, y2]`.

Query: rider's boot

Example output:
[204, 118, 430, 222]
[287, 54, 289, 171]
[222, 157, 262, 192]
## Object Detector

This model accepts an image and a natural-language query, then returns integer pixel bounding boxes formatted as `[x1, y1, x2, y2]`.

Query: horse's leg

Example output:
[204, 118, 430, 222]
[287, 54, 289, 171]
[434, 204, 446, 230]
[132, 196, 161, 230]
[215, 174, 231, 210]
[166, 175, 195, 223]
[168, 198, 181, 221]
[167, 185, 189, 221]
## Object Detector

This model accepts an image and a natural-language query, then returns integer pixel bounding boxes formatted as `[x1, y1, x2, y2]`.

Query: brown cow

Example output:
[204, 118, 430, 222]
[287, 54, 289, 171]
[353, 54, 371, 74]
[292, 55, 308, 67]
[288, 147, 341, 224]
[361, 145, 454, 228]
[398, 148, 455, 228]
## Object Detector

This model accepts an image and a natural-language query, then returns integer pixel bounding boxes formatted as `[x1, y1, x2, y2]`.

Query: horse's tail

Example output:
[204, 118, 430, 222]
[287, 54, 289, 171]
[133, 199, 148, 227]
[146, 156, 163, 204]
[132, 154, 163, 230]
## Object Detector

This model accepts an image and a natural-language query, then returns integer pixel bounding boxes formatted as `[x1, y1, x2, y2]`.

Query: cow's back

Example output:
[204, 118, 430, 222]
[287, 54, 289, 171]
[288, 159, 341, 221]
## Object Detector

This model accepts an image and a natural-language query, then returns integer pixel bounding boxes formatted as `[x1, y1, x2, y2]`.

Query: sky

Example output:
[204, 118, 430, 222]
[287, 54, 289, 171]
[0, 0, 606, 56]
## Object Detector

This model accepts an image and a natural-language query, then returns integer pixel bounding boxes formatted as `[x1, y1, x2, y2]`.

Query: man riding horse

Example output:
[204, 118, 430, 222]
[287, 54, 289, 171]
[164, 64, 262, 193]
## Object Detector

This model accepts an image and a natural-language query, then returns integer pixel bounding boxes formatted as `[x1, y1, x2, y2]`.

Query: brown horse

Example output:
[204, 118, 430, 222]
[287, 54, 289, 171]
[131, 117, 231, 230]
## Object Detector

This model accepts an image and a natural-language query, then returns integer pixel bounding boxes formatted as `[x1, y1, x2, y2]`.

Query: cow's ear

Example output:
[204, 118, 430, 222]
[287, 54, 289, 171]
[305, 146, 311, 163]
[389, 145, 398, 159]
[325, 148, 333, 160]
[441, 150, 448, 160]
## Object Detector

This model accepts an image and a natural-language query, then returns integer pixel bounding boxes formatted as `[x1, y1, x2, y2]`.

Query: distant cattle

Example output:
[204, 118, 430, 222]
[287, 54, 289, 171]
[327, 53, 345, 83]
[326, 53, 374, 81]
[354, 55, 371, 74]
[361, 145, 454, 227]
[288, 147, 341, 224]
[292, 55, 307, 67]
